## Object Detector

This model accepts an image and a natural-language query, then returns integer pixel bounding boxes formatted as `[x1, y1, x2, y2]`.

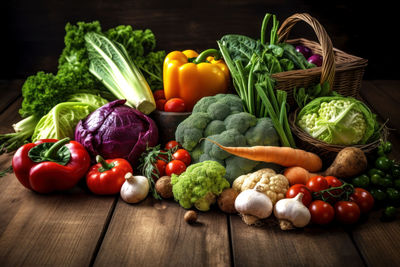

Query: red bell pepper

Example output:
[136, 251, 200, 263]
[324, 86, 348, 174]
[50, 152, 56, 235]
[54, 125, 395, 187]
[12, 138, 91, 193]
[86, 155, 133, 195]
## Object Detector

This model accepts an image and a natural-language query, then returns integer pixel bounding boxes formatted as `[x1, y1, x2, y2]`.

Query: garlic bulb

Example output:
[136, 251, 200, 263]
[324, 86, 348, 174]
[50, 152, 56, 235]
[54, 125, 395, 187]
[274, 193, 311, 230]
[120, 173, 149, 203]
[234, 185, 273, 225]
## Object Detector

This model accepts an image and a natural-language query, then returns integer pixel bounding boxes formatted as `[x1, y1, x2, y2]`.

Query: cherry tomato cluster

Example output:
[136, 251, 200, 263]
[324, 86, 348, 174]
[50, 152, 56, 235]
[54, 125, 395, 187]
[156, 141, 191, 177]
[153, 90, 186, 112]
[286, 175, 374, 225]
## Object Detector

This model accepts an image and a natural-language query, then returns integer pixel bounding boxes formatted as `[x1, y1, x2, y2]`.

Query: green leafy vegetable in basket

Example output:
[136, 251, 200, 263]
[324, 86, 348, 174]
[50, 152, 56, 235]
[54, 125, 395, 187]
[218, 13, 298, 147]
[296, 96, 379, 146]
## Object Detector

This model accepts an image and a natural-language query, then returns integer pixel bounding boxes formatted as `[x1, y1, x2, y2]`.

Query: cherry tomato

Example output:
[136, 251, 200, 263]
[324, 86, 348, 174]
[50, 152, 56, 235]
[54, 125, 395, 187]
[165, 160, 186, 176]
[309, 200, 335, 225]
[350, 188, 374, 214]
[325, 176, 343, 188]
[173, 149, 191, 166]
[152, 159, 166, 179]
[156, 99, 166, 111]
[164, 98, 186, 112]
[153, 90, 166, 100]
[306, 176, 329, 193]
[286, 184, 312, 206]
[334, 201, 361, 224]
[165, 140, 181, 151]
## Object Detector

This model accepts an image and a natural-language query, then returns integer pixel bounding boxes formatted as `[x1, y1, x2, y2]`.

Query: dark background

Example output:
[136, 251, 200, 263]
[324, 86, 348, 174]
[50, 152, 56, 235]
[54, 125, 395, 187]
[1, 0, 397, 81]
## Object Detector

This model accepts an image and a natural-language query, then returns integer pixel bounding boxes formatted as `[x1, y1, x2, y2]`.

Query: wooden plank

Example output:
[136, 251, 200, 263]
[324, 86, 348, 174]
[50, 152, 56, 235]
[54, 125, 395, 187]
[0, 80, 23, 114]
[0, 99, 116, 266]
[360, 80, 400, 132]
[230, 215, 364, 266]
[350, 117, 400, 266]
[94, 198, 231, 267]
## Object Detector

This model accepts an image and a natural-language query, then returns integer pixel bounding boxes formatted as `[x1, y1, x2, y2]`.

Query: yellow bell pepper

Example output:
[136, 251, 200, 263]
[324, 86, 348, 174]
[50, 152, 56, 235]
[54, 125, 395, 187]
[163, 49, 230, 111]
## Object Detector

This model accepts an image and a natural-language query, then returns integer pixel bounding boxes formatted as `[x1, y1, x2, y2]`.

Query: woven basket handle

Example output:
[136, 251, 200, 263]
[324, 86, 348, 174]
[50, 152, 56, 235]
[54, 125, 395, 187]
[277, 13, 335, 88]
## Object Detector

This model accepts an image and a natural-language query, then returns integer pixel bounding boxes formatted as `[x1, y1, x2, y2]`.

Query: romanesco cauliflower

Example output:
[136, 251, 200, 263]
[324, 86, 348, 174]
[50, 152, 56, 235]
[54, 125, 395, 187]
[171, 161, 230, 211]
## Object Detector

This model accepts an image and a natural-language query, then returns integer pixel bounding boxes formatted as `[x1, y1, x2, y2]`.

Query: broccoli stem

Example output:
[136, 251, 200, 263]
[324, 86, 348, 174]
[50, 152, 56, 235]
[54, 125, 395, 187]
[0, 115, 40, 154]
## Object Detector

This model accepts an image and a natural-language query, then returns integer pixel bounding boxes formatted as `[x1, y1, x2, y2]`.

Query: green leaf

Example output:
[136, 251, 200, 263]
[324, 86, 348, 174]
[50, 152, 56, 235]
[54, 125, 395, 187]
[28, 142, 71, 165]
[31, 102, 99, 142]
[85, 32, 156, 114]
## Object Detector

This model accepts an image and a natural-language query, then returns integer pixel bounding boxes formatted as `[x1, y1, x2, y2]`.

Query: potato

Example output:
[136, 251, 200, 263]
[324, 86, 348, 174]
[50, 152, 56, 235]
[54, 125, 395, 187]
[217, 188, 239, 214]
[155, 176, 173, 199]
[323, 147, 367, 179]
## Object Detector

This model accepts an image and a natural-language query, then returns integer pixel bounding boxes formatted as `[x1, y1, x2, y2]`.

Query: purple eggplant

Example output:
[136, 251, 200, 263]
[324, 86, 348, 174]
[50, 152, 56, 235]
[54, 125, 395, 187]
[308, 54, 323, 67]
[295, 45, 312, 59]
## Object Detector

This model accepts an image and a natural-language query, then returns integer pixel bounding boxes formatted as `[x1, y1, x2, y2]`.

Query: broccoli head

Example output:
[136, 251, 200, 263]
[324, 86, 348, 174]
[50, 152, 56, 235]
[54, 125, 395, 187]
[175, 94, 280, 183]
[171, 161, 230, 211]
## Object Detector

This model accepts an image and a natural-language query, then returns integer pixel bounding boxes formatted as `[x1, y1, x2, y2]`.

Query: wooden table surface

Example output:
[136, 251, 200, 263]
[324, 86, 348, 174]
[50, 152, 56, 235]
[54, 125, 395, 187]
[0, 80, 399, 267]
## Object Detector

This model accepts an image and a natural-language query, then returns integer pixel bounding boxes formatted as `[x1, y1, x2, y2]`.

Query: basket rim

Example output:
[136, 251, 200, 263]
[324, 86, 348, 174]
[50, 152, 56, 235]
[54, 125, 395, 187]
[271, 38, 368, 82]
[289, 109, 383, 153]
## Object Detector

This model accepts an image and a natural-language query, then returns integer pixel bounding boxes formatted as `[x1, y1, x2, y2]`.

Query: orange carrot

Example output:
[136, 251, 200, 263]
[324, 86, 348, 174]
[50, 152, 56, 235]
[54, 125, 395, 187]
[203, 138, 322, 172]
[284, 166, 319, 185]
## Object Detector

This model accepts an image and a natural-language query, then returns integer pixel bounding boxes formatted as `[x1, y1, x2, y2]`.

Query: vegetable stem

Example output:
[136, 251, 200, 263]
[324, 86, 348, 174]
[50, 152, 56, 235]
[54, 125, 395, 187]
[44, 137, 70, 159]
[193, 49, 221, 64]
[260, 13, 272, 45]
[96, 155, 116, 172]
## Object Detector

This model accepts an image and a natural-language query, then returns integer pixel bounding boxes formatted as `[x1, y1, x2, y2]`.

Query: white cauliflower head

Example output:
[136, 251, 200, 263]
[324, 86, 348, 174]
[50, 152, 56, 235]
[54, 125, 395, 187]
[232, 168, 289, 205]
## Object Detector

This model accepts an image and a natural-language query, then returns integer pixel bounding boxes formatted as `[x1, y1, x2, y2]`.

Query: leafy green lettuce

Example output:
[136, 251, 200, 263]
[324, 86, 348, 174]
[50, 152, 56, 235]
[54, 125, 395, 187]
[31, 94, 108, 142]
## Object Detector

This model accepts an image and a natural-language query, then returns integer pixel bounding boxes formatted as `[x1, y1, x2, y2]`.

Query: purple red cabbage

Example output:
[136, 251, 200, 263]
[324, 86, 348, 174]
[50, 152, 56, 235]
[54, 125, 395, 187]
[75, 99, 158, 166]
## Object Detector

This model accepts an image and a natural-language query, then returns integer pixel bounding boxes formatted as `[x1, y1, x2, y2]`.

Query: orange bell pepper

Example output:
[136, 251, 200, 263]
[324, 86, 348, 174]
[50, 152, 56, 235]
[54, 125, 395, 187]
[163, 49, 230, 111]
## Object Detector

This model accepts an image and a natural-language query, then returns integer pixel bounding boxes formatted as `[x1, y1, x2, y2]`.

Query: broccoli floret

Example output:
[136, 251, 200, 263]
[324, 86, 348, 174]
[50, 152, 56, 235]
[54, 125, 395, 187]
[175, 112, 212, 150]
[175, 94, 280, 182]
[204, 120, 226, 137]
[224, 112, 257, 134]
[193, 93, 243, 115]
[204, 129, 246, 160]
[171, 161, 230, 211]
[199, 153, 225, 166]
[245, 117, 279, 146]
[225, 156, 259, 184]
[207, 102, 231, 120]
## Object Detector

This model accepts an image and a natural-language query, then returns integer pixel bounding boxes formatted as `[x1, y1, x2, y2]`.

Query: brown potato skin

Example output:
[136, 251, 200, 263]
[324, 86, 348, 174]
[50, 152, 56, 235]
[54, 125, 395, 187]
[155, 176, 173, 199]
[217, 188, 239, 214]
[323, 147, 367, 179]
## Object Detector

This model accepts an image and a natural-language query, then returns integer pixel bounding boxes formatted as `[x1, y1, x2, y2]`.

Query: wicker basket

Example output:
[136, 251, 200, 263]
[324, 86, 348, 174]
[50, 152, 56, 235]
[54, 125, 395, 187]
[289, 110, 383, 167]
[272, 13, 368, 105]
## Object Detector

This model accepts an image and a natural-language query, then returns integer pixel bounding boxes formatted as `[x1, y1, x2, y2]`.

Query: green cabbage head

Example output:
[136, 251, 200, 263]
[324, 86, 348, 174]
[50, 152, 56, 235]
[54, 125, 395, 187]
[297, 96, 378, 145]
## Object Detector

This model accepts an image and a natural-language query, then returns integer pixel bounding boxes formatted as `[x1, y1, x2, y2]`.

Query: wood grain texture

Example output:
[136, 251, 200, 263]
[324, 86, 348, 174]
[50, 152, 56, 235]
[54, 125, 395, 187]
[230, 215, 364, 267]
[0, 98, 116, 267]
[360, 80, 400, 133]
[94, 198, 231, 267]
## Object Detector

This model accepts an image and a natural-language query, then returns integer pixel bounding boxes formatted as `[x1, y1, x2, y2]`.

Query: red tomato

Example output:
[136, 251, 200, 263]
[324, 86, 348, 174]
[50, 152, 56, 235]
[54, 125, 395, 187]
[173, 149, 191, 166]
[309, 200, 335, 225]
[152, 159, 167, 179]
[164, 98, 186, 112]
[153, 90, 165, 100]
[165, 140, 181, 151]
[306, 176, 329, 193]
[350, 188, 375, 214]
[156, 99, 166, 111]
[165, 160, 186, 176]
[286, 184, 312, 206]
[334, 201, 361, 224]
[325, 176, 343, 188]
